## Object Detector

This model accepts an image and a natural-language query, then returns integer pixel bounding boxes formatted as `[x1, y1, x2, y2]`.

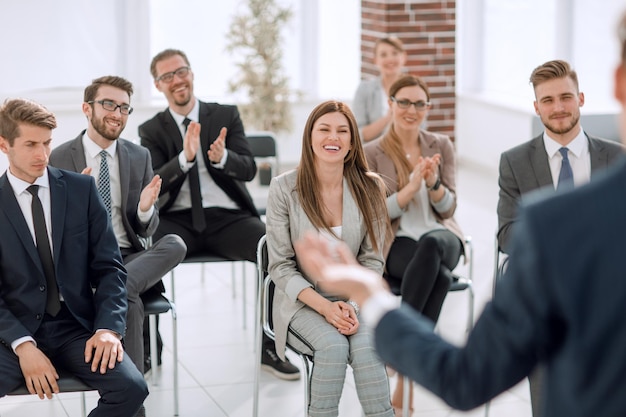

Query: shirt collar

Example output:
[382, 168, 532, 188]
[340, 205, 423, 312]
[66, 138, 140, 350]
[543, 128, 587, 159]
[169, 98, 200, 127]
[82, 132, 117, 160]
[7, 167, 50, 195]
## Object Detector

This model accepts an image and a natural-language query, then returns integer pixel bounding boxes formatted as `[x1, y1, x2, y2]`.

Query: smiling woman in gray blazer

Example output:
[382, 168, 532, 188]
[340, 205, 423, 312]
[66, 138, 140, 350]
[266, 100, 393, 417]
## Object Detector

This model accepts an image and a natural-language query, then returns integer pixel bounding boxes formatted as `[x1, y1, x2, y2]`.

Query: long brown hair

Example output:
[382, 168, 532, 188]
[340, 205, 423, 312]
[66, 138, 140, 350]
[381, 74, 431, 189]
[296, 100, 390, 252]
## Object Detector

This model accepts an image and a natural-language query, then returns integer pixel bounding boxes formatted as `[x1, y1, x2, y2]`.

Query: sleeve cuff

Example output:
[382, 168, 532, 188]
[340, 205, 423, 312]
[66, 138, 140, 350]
[361, 291, 400, 328]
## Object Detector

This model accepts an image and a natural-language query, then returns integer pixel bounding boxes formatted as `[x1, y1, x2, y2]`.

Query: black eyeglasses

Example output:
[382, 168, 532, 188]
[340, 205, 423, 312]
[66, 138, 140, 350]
[156, 66, 191, 83]
[88, 100, 133, 115]
[391, 97, 431, 110]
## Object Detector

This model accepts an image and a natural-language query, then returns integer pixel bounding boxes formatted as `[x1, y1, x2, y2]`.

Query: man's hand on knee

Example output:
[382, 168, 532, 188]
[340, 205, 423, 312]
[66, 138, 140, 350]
[84, 330, 124, 374]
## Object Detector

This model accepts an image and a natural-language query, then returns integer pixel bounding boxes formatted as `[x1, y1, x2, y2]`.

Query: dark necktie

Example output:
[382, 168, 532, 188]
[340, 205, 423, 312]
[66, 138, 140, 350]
[183, 118, 206, 232]
[557, 147, 574, 190]
[27, 185, 61, 316]
[97, 150, 112, 217]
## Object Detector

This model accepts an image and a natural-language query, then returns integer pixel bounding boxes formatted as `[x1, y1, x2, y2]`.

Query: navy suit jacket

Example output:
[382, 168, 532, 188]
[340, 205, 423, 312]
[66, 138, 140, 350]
[138, 101, 258, 217]
[0, 167, 127, 348]
[375, 158, 626, 416]
[49, 132, 159, 253]
[497, 133, 623, 253]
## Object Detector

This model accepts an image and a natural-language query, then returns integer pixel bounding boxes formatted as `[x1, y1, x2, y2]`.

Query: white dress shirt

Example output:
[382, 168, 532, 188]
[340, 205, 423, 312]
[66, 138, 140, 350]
[169, 100, 238, 211]
[543, 129, 591, 189]
[82, 135, 153, 249]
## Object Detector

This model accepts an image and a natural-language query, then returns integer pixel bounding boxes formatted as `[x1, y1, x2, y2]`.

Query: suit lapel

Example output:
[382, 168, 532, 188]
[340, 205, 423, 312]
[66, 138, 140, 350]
[69, 135, 88, 171]
[0, 174, 42, 271]
[340, 178, 361, 253]
[529, 135, 554, 189]
[588, 135, 607, 174]
[162, 111, 184, 155]
[48, 168, 67, 267]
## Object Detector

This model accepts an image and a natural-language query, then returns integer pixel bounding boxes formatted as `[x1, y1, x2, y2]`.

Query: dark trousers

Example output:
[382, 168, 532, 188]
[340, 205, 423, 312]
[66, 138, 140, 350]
[386, 229, 463, 323]
[0, 304, 148, 417]
[155, 207, 275, 350]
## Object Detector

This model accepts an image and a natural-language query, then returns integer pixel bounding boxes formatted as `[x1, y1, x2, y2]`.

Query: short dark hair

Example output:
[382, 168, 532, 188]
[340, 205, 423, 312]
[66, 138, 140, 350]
[0, 98, 57, 146]
[529, 60, 579, 92]
[83, 75, 134, 103]
[150, 49, 191, 79]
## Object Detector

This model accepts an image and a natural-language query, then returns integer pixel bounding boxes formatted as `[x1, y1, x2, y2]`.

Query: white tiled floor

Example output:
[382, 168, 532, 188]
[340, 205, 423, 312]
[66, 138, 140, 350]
[0, 161, 534, 417]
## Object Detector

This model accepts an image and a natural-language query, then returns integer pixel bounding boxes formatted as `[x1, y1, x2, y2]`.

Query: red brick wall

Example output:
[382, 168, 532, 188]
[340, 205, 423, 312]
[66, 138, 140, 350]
[361, 0, 456, 140]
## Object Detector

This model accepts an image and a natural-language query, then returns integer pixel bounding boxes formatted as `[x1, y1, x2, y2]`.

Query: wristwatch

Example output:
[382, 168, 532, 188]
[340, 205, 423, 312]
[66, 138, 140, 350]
[428, 176, 441, 191]
[347, 300, 360, 315]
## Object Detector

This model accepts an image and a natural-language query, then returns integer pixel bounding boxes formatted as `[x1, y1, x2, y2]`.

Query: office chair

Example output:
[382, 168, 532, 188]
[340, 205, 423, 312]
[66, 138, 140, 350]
[252, 234, 313, 417]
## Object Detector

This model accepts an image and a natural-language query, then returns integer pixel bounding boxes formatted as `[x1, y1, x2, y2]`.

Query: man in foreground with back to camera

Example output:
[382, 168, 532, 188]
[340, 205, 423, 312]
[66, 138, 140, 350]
[293, 12, 626, 416]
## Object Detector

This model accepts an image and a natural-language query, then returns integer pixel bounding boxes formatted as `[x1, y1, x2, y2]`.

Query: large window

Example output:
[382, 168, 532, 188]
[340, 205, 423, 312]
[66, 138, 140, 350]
[459, 0, 626, 111]
[0, 0, 360, 103]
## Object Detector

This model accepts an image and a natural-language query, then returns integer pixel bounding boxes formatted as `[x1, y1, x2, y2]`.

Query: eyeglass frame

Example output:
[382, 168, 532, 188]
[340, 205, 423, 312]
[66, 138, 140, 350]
[87, 99, 133, 115]
[155, 66, 191, 83]
[390, 96, 431, 110]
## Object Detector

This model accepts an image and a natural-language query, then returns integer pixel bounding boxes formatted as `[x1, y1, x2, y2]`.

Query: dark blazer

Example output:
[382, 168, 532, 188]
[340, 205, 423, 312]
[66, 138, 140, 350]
[49, 132, 158, 252]
[497, 133, 623, 252]
[375, 159, 626, 416]
[0, 167, 127, 347]
[138, 101, 258, 217]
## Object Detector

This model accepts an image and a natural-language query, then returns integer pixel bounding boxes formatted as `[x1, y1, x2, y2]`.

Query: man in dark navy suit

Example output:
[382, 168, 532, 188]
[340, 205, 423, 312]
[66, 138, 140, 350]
[0, 98, 147, 417]
[293, 14, 626, 415]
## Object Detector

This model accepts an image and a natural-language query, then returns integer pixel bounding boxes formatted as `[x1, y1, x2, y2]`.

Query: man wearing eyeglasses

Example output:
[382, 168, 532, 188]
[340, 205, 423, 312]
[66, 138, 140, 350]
[49, 76, 187, 416]
[138, 49, 300, 381]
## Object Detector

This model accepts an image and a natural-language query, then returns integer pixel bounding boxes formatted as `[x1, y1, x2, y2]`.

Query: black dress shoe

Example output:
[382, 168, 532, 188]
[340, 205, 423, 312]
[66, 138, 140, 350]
[261, 347, 300, 380]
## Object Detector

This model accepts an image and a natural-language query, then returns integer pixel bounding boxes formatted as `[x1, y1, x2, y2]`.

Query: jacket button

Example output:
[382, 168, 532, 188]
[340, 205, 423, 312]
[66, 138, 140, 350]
[36, 314, 43, 320]
[40, 285, 45, 291]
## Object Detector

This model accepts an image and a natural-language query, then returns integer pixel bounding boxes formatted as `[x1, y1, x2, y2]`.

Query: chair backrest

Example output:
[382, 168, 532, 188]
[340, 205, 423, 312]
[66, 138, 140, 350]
[256, 235, 276, 338]
[246, 132, 277, 158]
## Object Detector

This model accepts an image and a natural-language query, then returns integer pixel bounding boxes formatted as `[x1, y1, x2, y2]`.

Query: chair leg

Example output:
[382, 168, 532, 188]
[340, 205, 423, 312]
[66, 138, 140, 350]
[149, 314, 159, 385]
[242, 261, 247, 329]
[170, 302, 179, 416]
[402, 375, 411, 416]
[231, 262, 236, 298]
[81, 392, 87, 417]
[466, 284, 475, 333]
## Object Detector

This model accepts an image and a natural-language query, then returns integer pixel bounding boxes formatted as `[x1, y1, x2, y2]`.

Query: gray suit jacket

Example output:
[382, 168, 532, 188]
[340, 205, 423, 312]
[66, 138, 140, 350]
[49, 132, 158, 253]
[265, 170, 384, 360]
[497, 133, 624, 253]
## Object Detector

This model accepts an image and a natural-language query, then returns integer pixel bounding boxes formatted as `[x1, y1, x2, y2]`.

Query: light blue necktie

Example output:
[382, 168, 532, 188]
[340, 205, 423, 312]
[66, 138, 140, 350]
[557, 147, 574, 190]
[97, 150, 112, 216]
